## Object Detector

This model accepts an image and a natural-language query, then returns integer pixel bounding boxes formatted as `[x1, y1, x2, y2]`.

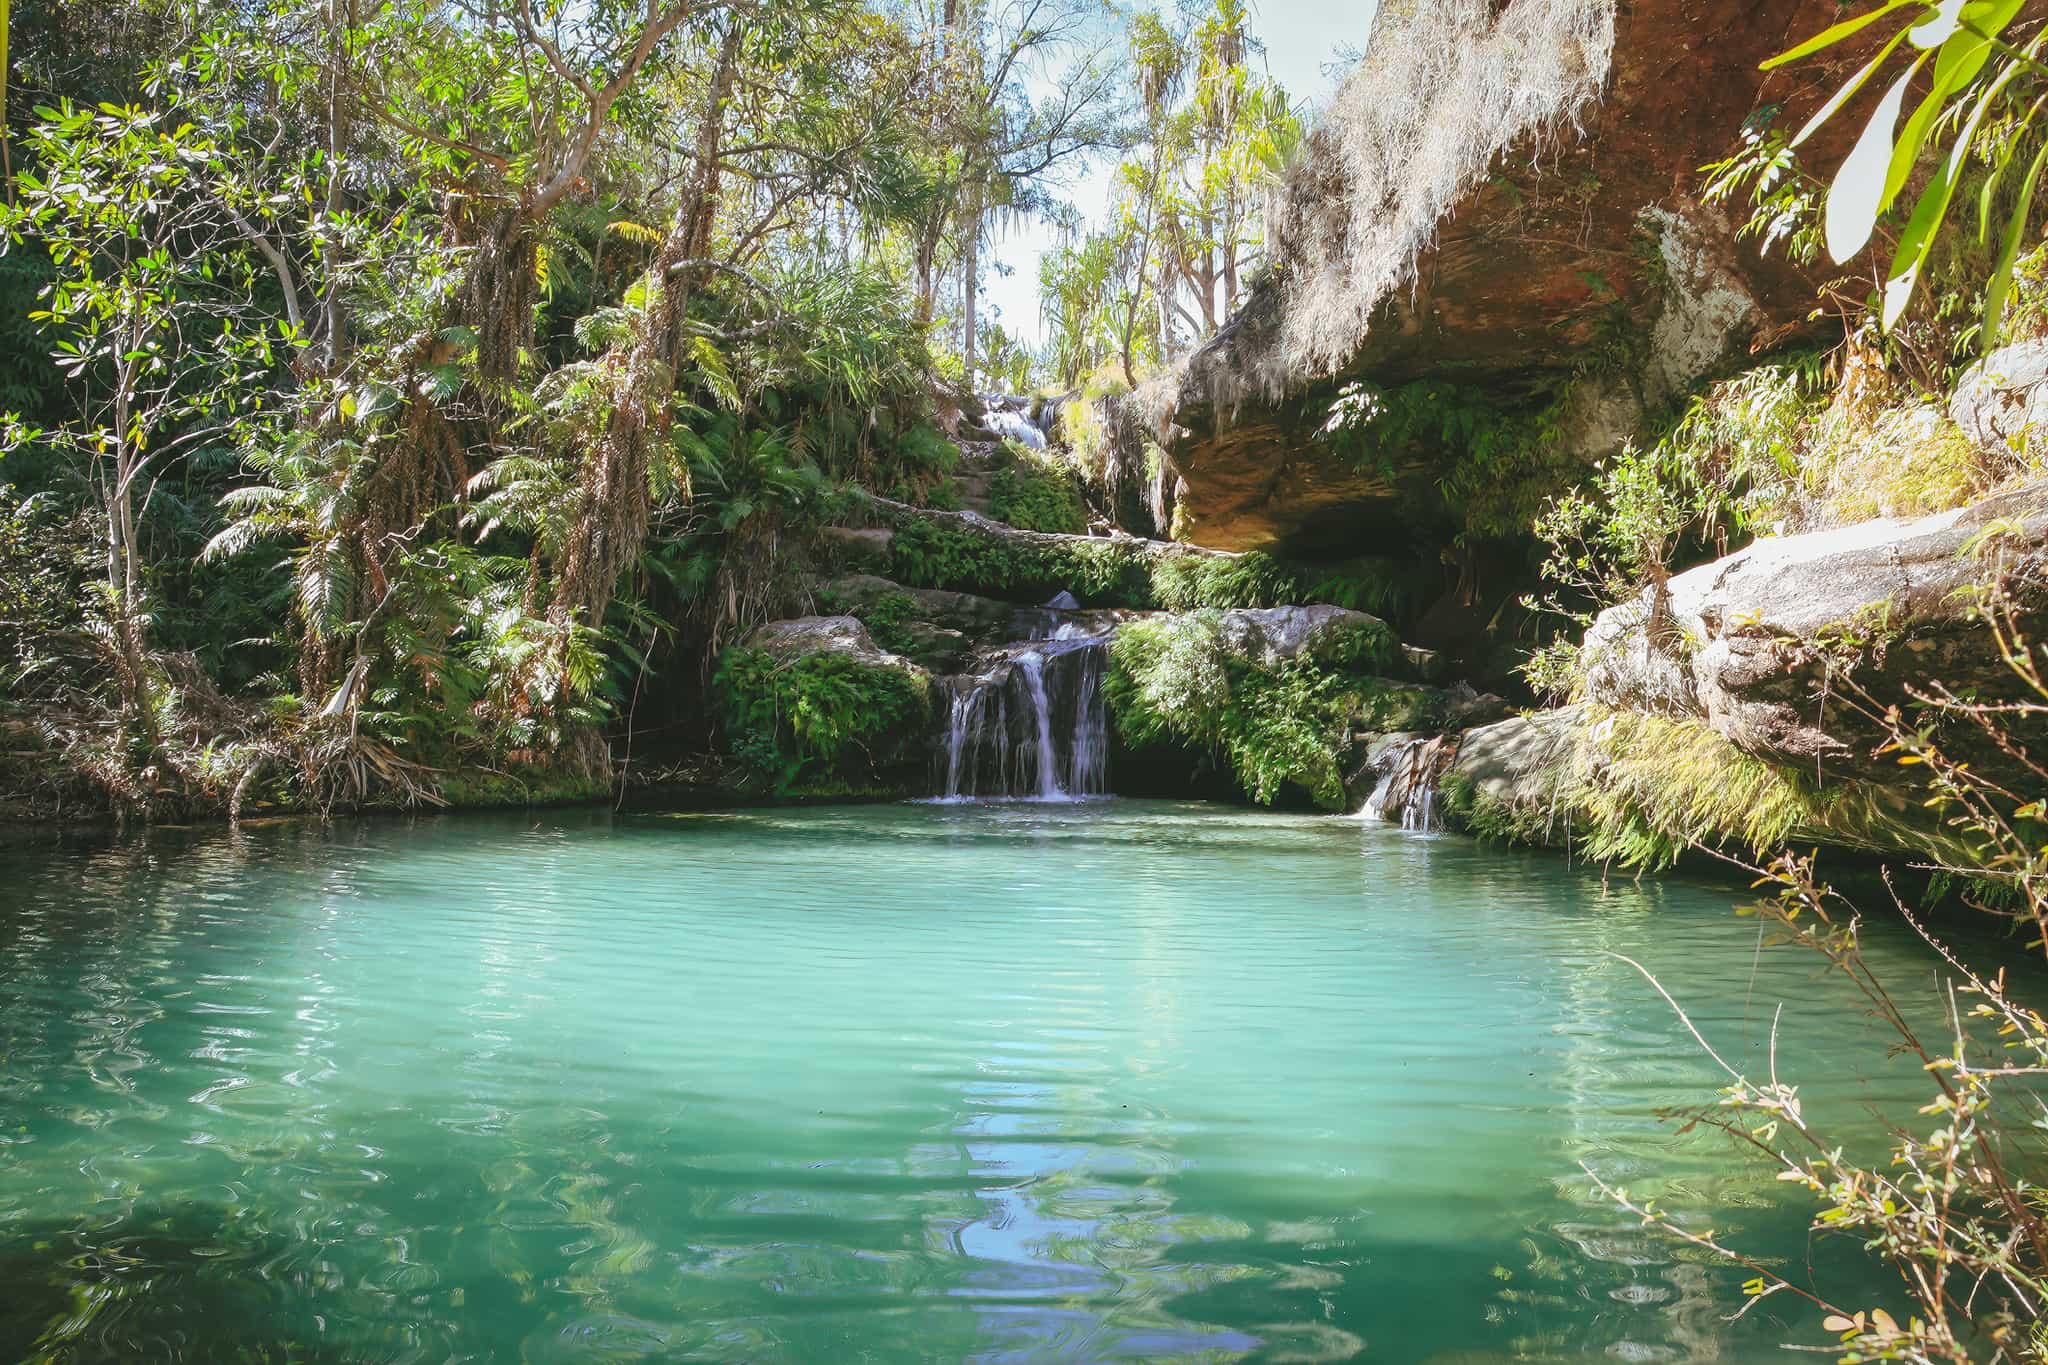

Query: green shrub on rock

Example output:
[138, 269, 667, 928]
[713, 643, 931, 794]
[1105, 611, 1395, 810]
[1149, 552, 1298, 611]
[885, 514, 1154, 604]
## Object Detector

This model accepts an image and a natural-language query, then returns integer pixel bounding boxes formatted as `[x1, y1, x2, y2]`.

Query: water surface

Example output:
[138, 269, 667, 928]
[0, 801, 1953, 1361]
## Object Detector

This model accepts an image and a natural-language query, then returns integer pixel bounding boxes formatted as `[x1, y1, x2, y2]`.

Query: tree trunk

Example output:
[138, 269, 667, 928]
[960, 224, 978, 389]
[548, 19, 744, 636]
[105, 342, 157, 754]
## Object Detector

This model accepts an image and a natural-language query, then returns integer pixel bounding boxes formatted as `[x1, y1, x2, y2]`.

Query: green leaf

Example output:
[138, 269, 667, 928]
[1826, 55, 1926, 263]
[1884, 83, 1951, 213]
[1882, 59, 2019, 328]
[1980, 134, 2048, 347]
[1877, 4, 2025, 210]
[1939, 0, 2025, 87]
[1791, 25, 1916, 149]
[1765, 0, 1916, 68]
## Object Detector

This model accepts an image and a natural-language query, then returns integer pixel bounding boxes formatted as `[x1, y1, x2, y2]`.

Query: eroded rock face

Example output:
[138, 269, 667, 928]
[1951, 340, 2048, 459]
[1110, 0, 1870, 555]
[1209, 605, 1389, 668]
[744, 616, 927, 677]
[1581, 480, 2048, 782]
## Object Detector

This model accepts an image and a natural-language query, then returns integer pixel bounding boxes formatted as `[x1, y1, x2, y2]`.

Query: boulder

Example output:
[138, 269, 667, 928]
[816, 524, 895, 574]
[1442, 706, 1587, 842]
[1950, 340, 2048, 459]
[743, 616, 927, 678]
[1210, 605, 1393, 669]
[818, 574, 1019, 642]
[1582, 480, 2048, 782]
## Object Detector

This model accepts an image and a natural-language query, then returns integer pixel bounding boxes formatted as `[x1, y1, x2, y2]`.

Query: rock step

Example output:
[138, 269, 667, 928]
[950, 469, 998, 517]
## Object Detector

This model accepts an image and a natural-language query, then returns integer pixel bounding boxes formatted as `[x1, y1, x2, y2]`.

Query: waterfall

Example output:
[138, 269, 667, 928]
[1357, 734, 1456, 831]
[935, 620, 1110, 801]
[983, 409, 1047, 450]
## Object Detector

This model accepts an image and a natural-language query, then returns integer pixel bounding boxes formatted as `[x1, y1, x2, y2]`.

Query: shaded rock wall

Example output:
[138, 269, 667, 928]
[1102, 0, 1873, 556]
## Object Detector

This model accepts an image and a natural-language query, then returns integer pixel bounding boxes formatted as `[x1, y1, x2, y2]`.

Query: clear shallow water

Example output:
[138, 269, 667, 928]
[0, 800, 1957, 1362]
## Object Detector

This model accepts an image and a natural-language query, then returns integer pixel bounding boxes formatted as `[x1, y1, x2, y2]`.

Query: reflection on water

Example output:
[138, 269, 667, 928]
[0, 802, 1951, 1361]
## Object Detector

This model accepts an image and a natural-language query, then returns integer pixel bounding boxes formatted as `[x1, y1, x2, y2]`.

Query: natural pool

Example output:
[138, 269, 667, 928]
[0, 800, 1948, 1362]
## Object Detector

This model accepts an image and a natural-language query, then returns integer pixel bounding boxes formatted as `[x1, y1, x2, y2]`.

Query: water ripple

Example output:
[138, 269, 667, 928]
[0, 801, 1980, 1362]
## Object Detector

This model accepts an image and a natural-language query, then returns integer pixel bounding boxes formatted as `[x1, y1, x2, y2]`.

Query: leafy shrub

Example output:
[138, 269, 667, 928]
[837, 589, 923, 658]
[884, 513, 1154, 604]
[1150, 551, 1298, 611]
[1105, 611, 1397, 809]
[882, 505, 1427, 624]
[712, 644, 931, 793]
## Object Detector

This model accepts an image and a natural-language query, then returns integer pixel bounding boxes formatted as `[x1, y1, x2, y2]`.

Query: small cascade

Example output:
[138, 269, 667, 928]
[1357, 734, 1457, 832]
[982, 408, 1047, 450]
[934, 614, 1111, 801]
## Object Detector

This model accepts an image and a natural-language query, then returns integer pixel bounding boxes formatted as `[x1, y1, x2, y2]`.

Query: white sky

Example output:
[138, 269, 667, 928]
[981, 0, 1381, 348]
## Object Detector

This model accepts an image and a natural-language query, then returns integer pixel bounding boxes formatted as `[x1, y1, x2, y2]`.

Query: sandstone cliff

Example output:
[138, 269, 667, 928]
[1108, 0, 1872, 557]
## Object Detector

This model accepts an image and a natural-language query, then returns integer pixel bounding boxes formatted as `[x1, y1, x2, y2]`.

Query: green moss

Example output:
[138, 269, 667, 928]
[1446, 708, 1923, 870]
[1569, 718, 1808, 870]
[438, 766, 608, 808]
[712, 645, 931, 793]
[989, 444, 1090, 533]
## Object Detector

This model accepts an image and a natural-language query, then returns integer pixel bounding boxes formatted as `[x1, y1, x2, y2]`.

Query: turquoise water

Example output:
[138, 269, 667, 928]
[0, 800, 1950, 1362]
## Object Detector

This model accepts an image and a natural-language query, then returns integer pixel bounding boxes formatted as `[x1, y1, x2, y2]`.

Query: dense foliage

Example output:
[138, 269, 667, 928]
[1104, 609, 1405, 809]
[0, 0, 1138, 817]
[713, 641, 931, 793]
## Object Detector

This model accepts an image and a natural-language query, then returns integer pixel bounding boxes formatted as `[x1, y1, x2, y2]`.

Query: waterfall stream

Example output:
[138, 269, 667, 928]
[936, 620, 1111, 801]
[1357, 734, 1457, 831]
